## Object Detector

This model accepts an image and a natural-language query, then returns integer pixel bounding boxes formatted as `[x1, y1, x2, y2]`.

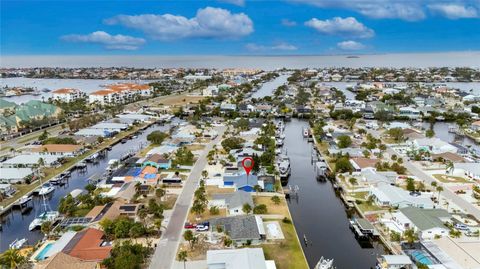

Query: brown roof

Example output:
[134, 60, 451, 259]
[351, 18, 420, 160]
[31, 144, 82, 153]
[85, 205, 104, 219]
[63, 228, 112, 261]
[351, 157, 380, 169]
[431, 152, 466, 163]
[90, 89, 114, 96]
[147, 153, 169, 163]
[35, 252, 97, 269]
[86, 201, 125, 222]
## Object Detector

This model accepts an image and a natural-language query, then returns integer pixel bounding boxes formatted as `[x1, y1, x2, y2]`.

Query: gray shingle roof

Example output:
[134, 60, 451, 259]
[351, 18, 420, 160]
[210, 215, 261, 241]
[400, 207, 450, 231]
[212, 190, 254, 209]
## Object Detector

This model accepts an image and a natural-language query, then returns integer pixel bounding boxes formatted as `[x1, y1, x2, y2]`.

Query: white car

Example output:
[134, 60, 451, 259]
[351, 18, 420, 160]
[195, 225, 209, 232]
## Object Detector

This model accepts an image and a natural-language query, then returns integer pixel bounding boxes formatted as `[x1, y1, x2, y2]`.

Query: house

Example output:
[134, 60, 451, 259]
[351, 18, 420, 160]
[0, 167, 35, 183]
[0, 183, 16, 197]
[62, 228, 112, 261]
[1, 154, 60, 168]
[52, 88, 86, 103]
[453, 163, 480, 181]
[1, 100, 61, 131]
[31, 144, 84, 157]
[35, 252, 97, 269]
[210, 190, 254, 216]
[85, 201, 133, 222]
[143, 154, 172, 169]
[471, 120, 480, 131]
[328, 147, 364, 158]
[369, 183, 434, 209]
[392, 207, 450, 239]
[409, 138, 458, 154]
[203, 86, 218, 97]
[398, 107, 421, 119]
[223, 173, 263, 192]
[350, 158, 380, 172]
[209, 215, 266, 245]
[220, 103, 237, 112]
[376, 255, 413, 269]
[207, 248, 276, 269]
[361, 169, 397, 185]
[89, 122, 129, 132]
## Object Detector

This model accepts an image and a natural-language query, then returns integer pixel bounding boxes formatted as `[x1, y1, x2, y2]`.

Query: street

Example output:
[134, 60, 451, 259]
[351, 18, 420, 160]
[148, 126, 225, 269]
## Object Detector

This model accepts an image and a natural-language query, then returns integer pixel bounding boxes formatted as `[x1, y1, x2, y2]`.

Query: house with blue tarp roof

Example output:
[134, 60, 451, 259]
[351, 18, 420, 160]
[223, 172, 263, 192]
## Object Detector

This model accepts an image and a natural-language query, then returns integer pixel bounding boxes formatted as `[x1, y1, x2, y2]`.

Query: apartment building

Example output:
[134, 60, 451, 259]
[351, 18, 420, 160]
[52, 88, 86, 103]
[88, 83, 152, 105]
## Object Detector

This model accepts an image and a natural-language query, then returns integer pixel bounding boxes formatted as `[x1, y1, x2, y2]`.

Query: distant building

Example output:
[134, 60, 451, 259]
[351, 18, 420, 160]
[1, 100, 61, 132]
[52, 88, 86, 103]
[89, 83, 152, 105]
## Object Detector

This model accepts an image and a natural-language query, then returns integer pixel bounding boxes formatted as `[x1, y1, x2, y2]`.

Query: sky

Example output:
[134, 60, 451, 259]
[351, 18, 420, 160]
[1, 0, 480, 55]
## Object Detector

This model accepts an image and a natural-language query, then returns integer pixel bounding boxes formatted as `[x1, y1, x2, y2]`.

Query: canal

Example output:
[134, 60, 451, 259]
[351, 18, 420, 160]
[0, 123, 170, 253]
[284, 119, 386, 268]
[251, 74, 289, 99]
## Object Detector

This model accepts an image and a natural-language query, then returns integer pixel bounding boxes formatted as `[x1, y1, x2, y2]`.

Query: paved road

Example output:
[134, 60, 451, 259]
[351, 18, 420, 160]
[149, 126, 225, 269]
[366, 127, 480, 220]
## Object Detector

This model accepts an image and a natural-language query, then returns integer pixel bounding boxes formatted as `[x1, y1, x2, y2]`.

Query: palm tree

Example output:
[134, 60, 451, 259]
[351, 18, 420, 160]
[253, 185, 261, 196]
[178, 250, 188, 269]
[403, 228, 417, 245]
[349, 177, 357, 192]
[445, 161, 454, 175]
[0, 248, 26, 269]
[41, 220, 53, 238]
[201, 170, 208, 179]
[436, 185, 444, 201]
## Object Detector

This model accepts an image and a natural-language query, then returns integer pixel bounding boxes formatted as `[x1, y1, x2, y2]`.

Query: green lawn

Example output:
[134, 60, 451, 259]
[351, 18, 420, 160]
[262, 220, 309, 269]
[433, 174, 471, 184]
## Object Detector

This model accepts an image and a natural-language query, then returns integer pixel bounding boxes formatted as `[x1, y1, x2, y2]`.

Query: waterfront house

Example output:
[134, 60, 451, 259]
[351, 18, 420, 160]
[452, 163, 480, 181]
[89, 83, 152, 105]
[0, 183, 16, 197]
[61, 228, 112, 261]
[209, 215, 266, 245]
[143, 154, 172, 169]
[0, 167, 35, 183]
[361, 169, 397, 185]
[35, 252, 97, 269]
[376, 255, 413, 269]
[31, 144, 84, 157]
[369, 183, 434, 209]
[1, 154, 60, 168]
[398, 107, 421, 119]
[350, 158, 380, 172]
[206, 248, 276, 269]
[391, 207, 450, 239]
[52, 88, 86, 103]
[409, 138, 458, 154]
[223, 173, 263, 192]
[209, 190, 254, 216]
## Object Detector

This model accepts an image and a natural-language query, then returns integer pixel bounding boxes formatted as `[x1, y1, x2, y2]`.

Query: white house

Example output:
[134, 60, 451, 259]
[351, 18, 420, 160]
[203, 85, 218, 97]
[391, 207, 450, 239]
[207, 248, 276, 269]
[52, 88, 86, 103]
[209, 190, 254, 216]
[453, 163, 480, 181]
[376, 255, 413, 269]
[31, 144, 84, 157]
[369, 183, 434, 209]
[409, 138, 458, 154]
[398, 107, 421, 119]
[89, 83, 152, 105]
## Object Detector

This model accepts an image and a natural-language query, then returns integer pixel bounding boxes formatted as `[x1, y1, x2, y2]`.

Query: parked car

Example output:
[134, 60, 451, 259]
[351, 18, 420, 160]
[409, 191, 421, 197]
[454, 223, 469, 231]
[195, 225, 209, 232]
[184, 223, 196, 229]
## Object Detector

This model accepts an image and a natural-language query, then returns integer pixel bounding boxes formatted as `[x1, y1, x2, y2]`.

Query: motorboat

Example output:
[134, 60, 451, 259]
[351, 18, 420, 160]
[9, 238, 28, 249]
[50, 176, 63, 185]
[314, 257, 335, 269]
[29, 211, 59, 231]
[277, 154, 291, 180]
[17, 195, 32, 206]
[303, 127, 310, 138]
[38, 183, 55, 196]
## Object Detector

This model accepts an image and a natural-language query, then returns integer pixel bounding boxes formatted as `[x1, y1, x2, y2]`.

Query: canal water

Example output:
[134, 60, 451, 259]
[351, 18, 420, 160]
[251, 74, 289, 99]
[284, 119, 386, 268]
[0, 123, 170, 253]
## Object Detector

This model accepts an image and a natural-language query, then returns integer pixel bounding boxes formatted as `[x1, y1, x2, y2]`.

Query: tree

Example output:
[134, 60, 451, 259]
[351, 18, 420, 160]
[85, 183, 96, 194]
[253, 204, 268, 214]
[221, 137, 245, 151]
[102, 240, 150, 269]
[445, 161, 454, 174]
[183, 230, 196, 248]
[39, 130, 49, 141]
[335, 157, 353, 173]
[436, 185, 444, 201]
[426, 128, 435, 138]
[201, 170, 208, 179]
[337, 135, 352, 148]
[242, 203, 252, 214]
[178, 250, 188, 269]
[0, 248, 26, 269]
[41, 220, 53, 237]
[406, 178, 416, 191]
[431, 181, 438, 188]
[147, 131, 168, 145]
[417, 181, 426, 191]
[403, 228, 417, 245]
[253, 185, 262, 196]
[271, 195, 281, 205]
[155, 188, 166, 200]
[387, 127, 404, 142]
[349, 177, 357, 190]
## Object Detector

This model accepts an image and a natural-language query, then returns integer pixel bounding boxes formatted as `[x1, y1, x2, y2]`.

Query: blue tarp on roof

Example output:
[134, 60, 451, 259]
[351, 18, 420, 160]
[123, 167, 142, 177]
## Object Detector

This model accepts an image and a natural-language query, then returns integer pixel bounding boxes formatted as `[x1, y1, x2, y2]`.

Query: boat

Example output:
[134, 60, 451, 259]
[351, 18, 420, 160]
[314, 257, 335, 269]
[29, 211, 59, 231]
[17, 195, 32, 206]
[9, 238, 28, 249]
[278, 155, 291, 181]
[302, 127, 309, 138]
[38, 183, 55, 196]
[50, 176, 63, 185]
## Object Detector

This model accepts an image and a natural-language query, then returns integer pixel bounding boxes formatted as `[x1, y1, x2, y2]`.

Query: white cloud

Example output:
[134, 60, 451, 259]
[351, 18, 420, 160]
[305, 17, 374, 38]
[428, 4, 478, 19]
[337, 40, 365, 50]
[104, 7, 253, 41]
[61, 31, 145, 50]
[281, 18, 297, 26]
[245, 42, 298, 52]
[291, 0, 426, 21]
[218, 0, 245, 6]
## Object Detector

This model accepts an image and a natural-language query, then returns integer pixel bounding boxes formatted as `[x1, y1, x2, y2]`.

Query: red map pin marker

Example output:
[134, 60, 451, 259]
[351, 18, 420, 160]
[241, 157, 254, 176]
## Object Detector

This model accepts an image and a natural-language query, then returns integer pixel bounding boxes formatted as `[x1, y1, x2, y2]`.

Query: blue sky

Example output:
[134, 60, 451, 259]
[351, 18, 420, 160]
[2, 0, 480, 55]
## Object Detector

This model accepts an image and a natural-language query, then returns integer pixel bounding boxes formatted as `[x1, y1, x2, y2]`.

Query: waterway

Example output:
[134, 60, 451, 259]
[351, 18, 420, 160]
[0, 123, 170, 253]
[284, 119, 386, 268]
[251, 74, 289, 99]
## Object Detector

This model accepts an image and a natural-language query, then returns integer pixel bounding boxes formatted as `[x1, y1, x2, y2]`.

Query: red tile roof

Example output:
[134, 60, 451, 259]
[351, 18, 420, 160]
[63, 228, 112, 261]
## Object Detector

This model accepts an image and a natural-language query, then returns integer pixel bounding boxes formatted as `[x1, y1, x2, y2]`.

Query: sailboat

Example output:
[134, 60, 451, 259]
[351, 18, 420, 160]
[29, 179, 59, 231]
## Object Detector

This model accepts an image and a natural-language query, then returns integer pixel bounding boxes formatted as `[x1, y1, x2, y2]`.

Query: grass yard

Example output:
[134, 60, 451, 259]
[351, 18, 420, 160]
[433, 174, 471, 184]
[185, 144, 206, 152]
[187, 207, 227, 223]
[351, 191, 368, 200]
[253, 196, 289, 216]
[357, 201, 382, 212]
[0, 183, 41, 207]
[262, 219, 309, 269]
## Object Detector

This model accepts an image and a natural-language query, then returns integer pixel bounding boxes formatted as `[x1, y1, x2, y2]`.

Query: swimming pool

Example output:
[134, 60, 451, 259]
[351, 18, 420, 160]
[35, 243, 53, 261]
[411, 250, 433, 265]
